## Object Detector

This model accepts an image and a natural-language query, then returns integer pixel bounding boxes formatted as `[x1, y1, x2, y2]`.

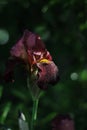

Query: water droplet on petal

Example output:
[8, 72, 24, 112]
[38, 36, 41, 39]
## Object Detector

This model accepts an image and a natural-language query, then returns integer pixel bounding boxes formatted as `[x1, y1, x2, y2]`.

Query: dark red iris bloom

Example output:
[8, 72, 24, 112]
[4, 30, 59, 89]
[52, 114, 75, 130]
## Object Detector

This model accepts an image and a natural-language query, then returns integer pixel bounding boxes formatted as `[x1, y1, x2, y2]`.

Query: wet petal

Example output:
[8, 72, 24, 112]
[52, 114, 75, 130]
[37, 61, 59, 89]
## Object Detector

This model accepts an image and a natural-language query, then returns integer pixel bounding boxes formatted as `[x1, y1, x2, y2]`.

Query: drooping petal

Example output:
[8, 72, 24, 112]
[36, 61, 59, 89]
[52, 114, 75, 130]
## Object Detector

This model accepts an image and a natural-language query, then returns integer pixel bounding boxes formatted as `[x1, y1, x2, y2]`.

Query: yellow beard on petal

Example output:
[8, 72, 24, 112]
[39, 59, 51, 64]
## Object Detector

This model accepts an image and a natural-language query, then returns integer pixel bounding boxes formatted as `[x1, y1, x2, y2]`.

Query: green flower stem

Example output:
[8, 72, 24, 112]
[31, 98, 39, 130]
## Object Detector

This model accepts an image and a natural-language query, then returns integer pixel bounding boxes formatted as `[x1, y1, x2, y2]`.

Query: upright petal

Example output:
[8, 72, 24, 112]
[22, 30, 52, 64]
[23, 30, 46, 52]
[10, 30, 49, 64]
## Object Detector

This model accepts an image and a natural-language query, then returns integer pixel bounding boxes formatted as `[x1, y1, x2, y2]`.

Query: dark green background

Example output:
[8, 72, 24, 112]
[0, 0, 87, 130]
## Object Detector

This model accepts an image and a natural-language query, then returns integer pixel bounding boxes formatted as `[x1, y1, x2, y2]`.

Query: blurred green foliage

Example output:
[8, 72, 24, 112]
[0, 0, 87, 130]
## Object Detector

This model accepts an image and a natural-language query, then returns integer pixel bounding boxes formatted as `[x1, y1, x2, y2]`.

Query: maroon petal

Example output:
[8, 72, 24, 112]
[52, 114, 75, 130]
[43, 51, 52, 61]
[4, 58, 20, 82]
[10, 38, 27, 62]
[10, 30, 48, 64]
[37, 61, 59, 89]
[23, 30, 46, 52]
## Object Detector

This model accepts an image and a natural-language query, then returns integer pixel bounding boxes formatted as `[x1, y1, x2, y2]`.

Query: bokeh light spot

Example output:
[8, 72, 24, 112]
[70, 72, 78, 80]
[0, 29, 9, 45]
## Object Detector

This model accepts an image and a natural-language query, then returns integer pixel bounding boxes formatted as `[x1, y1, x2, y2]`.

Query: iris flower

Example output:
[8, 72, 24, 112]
[52, 114, 75, 130]
[4, 30, 59, 90]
